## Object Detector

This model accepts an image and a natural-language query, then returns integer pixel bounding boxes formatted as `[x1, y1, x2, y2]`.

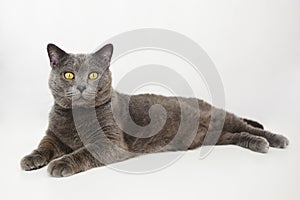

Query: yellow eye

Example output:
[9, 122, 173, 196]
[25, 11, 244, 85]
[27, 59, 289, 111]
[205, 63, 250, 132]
[64, 72, 74, 80]
[89, 72, 98, 80]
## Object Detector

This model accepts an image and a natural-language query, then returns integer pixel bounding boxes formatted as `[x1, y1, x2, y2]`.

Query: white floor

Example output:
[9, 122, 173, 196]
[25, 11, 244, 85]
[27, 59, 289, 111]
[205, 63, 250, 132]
[1, 116, 299, 200]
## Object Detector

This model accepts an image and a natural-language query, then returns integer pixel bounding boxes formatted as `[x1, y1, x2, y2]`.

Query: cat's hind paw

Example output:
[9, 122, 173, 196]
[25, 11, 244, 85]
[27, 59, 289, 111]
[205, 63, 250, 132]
[269, 134, 289, 148]
[251, 137, 270, 153]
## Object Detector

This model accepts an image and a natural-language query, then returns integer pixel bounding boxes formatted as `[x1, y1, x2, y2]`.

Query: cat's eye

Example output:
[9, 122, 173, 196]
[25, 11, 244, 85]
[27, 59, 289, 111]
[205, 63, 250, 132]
[89, 72, 98, 80]
[64, 72, 75, 80]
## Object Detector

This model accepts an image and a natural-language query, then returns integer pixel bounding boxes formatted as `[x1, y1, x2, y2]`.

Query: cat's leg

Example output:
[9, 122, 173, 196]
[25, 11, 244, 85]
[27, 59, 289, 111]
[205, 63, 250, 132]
[217, 132, 270, 153]
[47, 143, 131, 177]
[224, 113, 289, 149]
[242, 125, 289, 148]
[21, 132, 72, 171]
[242, 118, 264, 129]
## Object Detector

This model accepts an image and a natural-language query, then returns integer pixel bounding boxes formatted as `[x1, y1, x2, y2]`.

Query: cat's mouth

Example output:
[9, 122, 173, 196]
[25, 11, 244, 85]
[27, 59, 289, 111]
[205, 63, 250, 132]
[65, 90, 97, 107]
[72, 94, 88, 101]
[70, 93, 97, 107]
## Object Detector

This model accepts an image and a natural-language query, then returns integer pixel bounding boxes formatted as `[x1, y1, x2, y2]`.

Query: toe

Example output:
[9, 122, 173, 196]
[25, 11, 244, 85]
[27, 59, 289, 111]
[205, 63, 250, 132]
[269, 135, 289, 148]
[48, 160, 74, 178]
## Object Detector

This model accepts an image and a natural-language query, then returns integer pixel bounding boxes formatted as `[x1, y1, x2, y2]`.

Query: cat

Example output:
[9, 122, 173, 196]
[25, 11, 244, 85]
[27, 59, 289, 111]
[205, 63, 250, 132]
[20, 43, 289, 177]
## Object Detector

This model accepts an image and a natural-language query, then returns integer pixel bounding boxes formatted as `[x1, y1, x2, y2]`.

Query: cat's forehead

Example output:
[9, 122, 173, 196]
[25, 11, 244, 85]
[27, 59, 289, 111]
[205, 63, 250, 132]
[64, 53, 100, 71]
[70, 54, 93, 65]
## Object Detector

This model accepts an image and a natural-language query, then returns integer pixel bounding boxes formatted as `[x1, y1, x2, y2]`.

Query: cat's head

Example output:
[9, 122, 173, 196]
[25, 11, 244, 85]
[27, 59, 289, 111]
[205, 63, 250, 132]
[47, 43, 113, 108]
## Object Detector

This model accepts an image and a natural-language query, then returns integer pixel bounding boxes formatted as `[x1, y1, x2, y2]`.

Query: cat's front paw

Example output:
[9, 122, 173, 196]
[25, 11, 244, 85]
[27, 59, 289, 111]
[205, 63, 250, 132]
[269, 134, 289, 148]
[47, 159, 75, 177]
[21, 153, 48, 171]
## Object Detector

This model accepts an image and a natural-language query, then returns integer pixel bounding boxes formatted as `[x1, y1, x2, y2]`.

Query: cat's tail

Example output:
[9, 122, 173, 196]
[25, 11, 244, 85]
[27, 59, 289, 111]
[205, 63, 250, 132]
[242, 118, 264, 129]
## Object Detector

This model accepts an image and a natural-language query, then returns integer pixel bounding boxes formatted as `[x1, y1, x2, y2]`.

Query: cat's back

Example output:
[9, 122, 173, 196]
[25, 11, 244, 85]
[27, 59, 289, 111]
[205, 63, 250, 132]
[116, 92, 184, 119]
[116, 92, 211, 116]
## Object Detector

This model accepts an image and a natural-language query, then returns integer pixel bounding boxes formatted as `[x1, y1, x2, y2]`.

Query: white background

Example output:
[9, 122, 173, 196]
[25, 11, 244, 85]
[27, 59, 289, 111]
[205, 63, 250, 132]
[0, 0, 299, 200]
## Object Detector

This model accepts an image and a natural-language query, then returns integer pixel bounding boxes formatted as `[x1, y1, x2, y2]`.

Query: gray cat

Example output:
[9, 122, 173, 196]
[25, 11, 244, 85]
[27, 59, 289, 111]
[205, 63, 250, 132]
[20, 43, 289, 177]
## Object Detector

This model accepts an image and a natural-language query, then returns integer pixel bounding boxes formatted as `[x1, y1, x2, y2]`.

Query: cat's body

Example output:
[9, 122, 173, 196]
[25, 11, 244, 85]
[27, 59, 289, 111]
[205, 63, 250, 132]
[21, 44, 289, 177]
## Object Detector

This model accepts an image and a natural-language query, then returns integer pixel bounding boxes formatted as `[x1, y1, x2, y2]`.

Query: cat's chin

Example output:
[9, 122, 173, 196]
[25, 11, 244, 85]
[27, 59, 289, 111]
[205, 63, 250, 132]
[55, 99, 96, 109]
[55, 96, 110, 109]
[71, 99, 96, 108]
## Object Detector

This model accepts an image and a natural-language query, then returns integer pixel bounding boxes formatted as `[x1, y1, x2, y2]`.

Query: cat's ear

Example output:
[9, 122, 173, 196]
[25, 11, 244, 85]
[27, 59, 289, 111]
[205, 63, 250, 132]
[93, 44, 113, 63]
[47, 43, 68, 68]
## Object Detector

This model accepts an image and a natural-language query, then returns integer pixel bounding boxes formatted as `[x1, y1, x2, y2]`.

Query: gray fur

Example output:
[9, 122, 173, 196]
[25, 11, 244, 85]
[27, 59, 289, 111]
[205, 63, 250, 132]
[20, 44, 289, 177]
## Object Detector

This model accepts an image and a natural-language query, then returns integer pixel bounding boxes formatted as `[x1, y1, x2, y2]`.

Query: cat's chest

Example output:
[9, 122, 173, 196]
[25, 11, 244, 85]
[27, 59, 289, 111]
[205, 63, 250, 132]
[48, 105, 111, 150]
[48, 111, 81, 149]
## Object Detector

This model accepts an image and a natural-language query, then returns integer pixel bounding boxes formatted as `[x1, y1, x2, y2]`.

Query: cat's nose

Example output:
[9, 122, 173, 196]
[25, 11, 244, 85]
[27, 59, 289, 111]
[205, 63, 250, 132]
[77, 85, 86, 93]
